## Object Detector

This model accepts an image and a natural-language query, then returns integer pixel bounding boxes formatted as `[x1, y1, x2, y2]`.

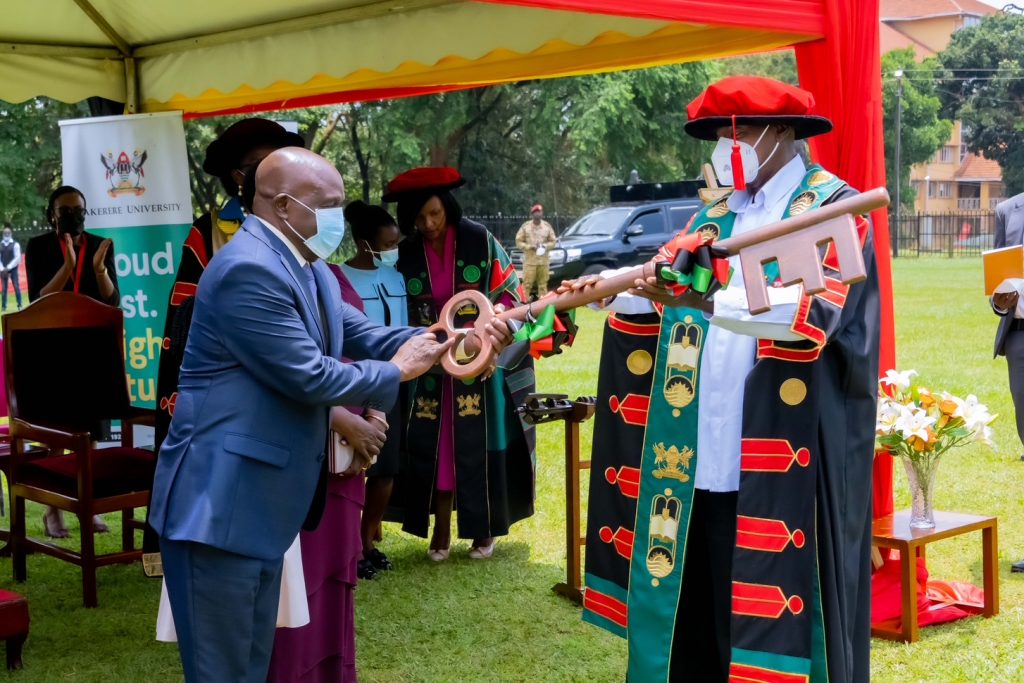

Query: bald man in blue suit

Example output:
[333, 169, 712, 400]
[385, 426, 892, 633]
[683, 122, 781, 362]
[149, 149, 500, 682]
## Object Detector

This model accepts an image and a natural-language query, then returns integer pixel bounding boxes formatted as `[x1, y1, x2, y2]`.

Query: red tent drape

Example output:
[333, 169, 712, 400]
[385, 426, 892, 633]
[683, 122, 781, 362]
[795, 0, 894, 517]
[479, 0, 827, 34]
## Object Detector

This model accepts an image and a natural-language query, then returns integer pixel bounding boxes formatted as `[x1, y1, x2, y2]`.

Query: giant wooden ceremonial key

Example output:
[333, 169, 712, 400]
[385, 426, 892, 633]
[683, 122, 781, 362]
[431, 187, 889, 379]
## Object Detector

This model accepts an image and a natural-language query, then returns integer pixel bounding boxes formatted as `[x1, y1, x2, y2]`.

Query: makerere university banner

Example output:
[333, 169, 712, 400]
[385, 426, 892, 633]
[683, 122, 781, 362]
[60, 112, 193, 408]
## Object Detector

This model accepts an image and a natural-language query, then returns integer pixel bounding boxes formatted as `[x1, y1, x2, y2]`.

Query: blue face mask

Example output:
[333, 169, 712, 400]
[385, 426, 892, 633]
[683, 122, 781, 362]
[281, 194, 346, 260]
[365, 241, 399, 268]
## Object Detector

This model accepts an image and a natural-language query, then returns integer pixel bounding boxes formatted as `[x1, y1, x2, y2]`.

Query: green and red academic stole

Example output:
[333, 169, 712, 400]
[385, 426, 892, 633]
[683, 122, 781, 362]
[625, 196, 737, 683]
[625, 165, 849, 682]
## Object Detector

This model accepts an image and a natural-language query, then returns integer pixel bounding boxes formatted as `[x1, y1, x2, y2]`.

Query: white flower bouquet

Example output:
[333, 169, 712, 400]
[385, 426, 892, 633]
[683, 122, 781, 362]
[875, 369, 996, 528]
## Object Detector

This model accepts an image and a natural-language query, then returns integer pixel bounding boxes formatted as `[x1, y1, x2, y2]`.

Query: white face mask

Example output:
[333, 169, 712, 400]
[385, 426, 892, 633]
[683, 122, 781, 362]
[710, 125, 779, 190]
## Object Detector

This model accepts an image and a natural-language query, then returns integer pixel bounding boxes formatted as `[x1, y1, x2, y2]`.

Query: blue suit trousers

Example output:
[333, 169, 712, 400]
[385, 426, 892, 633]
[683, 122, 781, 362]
[161, 538, 284, 683]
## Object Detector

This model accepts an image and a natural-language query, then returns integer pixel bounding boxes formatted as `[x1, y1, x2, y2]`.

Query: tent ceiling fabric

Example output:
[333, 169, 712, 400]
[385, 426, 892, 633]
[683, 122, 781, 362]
[0, 0, 820, 115]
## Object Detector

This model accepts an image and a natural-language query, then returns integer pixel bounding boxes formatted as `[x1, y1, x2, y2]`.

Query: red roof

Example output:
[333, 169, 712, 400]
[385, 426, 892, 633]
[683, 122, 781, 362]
[879, 21, 936, 56]
[955, 153, 1003, 181]
[881, 0, 998, 20]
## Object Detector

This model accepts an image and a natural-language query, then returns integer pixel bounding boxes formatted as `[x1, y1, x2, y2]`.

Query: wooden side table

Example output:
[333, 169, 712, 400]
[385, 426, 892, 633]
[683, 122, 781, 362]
[871, 510, 998, 642]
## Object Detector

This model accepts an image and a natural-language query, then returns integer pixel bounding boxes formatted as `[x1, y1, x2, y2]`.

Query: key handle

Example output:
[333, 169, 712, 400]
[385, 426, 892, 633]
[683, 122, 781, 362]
[427, 289, 496, 379]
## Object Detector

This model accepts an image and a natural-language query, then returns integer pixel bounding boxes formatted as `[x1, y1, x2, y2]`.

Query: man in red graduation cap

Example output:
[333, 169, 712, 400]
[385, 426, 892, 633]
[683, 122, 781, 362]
[604, 76, 880, 683]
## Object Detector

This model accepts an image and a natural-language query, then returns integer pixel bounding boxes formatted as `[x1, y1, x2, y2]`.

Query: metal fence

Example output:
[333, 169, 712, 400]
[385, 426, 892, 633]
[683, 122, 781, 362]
[889, 211, 996, 257]
[467, 214, 579, 251]
[474, 210, 997, 258]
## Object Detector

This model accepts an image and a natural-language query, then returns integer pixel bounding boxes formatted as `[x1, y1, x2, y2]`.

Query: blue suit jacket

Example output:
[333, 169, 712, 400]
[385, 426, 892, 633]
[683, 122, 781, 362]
[149, 217, 418, 560]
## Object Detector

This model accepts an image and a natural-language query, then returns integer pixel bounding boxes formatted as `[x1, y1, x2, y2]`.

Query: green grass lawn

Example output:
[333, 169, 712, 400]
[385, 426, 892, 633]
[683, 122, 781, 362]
[3, 257, 1023, 682]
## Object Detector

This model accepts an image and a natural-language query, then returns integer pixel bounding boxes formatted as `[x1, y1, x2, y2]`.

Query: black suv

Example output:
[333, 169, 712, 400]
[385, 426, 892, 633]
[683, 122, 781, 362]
[511, 194, 704, 288]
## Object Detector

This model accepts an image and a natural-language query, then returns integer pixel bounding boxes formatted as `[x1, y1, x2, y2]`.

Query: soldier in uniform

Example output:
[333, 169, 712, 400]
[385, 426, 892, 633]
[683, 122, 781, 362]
[515, 203, 556, 300]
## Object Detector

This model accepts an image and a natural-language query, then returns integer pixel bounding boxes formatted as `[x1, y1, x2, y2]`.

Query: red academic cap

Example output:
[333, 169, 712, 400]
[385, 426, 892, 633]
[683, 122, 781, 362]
[382, 166, 466, 203]
[531, 204, 543, 213]
[683, 76, 833, 141]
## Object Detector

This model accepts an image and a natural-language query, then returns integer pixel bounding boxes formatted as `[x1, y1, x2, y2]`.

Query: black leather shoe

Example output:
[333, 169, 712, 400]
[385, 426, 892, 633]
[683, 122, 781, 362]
[1011, 559, 1024, 573]
[367, 548, 393, 571]
[357, 559, 378, 580]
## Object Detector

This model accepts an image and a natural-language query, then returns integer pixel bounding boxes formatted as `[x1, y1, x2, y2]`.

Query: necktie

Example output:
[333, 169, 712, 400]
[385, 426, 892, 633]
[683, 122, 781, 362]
[303, 265, 322, 325]
[303, 264, 317, 299]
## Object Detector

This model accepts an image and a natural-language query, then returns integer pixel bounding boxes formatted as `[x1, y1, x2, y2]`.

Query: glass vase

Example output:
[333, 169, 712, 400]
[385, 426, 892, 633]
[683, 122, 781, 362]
[903, 456, 939, 529]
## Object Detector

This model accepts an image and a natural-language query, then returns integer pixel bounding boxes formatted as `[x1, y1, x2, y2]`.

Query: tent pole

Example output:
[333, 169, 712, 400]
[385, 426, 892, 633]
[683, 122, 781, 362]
[0, 42, 119, 58]
[73, 0, 132, 57]
[124, 58, 139, 114]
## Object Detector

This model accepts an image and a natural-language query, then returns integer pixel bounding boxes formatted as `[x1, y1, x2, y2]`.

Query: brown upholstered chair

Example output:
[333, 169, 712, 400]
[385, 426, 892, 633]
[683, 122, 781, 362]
[2, 292, 155, 607]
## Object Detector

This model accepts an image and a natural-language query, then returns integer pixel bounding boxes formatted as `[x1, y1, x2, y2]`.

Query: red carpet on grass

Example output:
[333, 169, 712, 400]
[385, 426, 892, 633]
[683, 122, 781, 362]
[872, 553, 985, 631]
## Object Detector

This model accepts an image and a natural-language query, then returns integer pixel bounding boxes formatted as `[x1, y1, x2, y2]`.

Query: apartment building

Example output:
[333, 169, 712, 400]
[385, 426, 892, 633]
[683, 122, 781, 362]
[881, 0, 1006, 213]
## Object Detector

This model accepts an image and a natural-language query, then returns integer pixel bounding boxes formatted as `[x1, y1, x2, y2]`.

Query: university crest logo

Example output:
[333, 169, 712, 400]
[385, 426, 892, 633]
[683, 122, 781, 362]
[100, 148, 148, 196]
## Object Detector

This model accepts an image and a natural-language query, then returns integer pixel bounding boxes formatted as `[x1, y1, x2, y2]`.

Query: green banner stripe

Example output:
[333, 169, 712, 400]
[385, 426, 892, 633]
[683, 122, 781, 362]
[91, 222, 193, 410]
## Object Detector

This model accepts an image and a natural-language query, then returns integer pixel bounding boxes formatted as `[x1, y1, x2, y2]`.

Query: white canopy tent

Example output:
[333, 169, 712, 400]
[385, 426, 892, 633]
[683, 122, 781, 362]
[2, 0, 816, 115]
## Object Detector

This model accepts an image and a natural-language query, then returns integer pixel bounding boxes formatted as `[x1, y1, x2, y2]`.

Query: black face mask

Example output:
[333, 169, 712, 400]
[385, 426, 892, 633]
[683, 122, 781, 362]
[56, 212, 85, 236]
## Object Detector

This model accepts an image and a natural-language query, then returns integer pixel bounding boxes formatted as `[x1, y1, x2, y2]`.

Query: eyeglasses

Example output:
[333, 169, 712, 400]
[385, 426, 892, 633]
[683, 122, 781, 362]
[56, 207, 86, 218]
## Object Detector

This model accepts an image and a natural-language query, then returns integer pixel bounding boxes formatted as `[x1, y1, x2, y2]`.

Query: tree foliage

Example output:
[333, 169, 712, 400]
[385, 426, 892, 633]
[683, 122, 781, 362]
[937, 13, 1024, 196]
[1, 60, 719, 234]
[183, 62, 714, 219]
[882, 49, 953, 209]
[716, 50, 798, 85]
[0, 99, 89, 235]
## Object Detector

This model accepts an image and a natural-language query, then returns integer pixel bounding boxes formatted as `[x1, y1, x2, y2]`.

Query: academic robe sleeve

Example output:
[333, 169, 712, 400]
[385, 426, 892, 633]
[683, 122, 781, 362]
[25, 236, 45, 302]
[155, 219, 212, 446]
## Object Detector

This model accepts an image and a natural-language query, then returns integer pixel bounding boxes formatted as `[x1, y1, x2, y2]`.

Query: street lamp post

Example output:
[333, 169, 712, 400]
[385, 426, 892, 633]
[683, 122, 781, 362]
[893, 69, 903, 258]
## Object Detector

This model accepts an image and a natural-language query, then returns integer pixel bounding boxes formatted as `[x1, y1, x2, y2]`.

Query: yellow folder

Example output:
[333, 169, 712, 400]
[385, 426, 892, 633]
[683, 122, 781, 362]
[983, 245, 1024, 295]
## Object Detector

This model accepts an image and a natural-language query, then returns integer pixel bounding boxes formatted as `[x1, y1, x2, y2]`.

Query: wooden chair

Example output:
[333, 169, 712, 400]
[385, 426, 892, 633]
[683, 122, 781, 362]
[0, 589, 29, 670]
[0, 337, 47, 557]
[2, 292, 156, 608]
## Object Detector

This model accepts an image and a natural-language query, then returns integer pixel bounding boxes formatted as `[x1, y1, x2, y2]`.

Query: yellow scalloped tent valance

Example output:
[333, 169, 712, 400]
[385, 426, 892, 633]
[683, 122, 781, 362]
[0, 0, 816, 115]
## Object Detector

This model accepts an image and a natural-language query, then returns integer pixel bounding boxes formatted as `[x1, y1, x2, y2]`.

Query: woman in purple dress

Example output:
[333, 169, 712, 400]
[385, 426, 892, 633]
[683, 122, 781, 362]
[266, 265, 382, 683]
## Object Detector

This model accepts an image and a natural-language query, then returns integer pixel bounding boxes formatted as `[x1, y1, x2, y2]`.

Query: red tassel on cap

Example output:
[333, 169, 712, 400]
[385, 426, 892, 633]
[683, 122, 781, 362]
[731, 115, 746, 191]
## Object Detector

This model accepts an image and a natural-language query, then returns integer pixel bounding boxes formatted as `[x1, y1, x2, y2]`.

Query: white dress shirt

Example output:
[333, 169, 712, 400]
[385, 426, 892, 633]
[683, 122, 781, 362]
[695, 155, 805, 492]
[253, 215, 310, 267]
[1, 238, 21, 270]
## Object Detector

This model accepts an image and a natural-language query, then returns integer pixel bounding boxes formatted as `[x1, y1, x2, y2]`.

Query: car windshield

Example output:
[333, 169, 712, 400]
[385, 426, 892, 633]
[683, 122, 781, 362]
[562, 207, 632, 237]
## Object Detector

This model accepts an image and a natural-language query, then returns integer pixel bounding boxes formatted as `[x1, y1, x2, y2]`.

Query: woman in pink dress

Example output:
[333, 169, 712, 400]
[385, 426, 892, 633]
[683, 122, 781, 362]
[386, 167, 538, 561]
